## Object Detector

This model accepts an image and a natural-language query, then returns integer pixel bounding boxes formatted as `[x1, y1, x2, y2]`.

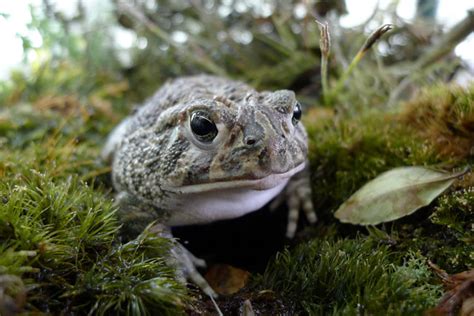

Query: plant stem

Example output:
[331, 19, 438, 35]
[321, 54, 329, 104]
[329, 24, 392, 102]
[316, 20, 331, 105]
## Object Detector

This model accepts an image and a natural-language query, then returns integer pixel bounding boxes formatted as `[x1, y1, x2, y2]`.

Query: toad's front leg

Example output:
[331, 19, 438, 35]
[150, 224, 217, 298]
[115, 192, 217, 298]
[271, 164, 317, 238]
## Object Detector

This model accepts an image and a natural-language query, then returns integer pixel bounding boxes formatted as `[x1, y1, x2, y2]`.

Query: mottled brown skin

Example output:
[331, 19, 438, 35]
[103, 75, 315, 296]
[104, 75, 310, 229]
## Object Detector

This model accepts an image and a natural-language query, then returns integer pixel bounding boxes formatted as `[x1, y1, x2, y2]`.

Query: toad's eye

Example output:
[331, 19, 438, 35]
[190, 111, 218, 143]
[292, 102, 302, 125]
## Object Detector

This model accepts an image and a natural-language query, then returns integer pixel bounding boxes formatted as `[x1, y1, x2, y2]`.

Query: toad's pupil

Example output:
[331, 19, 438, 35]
[292, 102, 302, 124]
[190, 112, 218, 142]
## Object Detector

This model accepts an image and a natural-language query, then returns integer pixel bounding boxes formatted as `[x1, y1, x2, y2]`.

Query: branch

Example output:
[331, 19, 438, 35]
[415, 9, 474, 69]
[388, 10, 474, 106]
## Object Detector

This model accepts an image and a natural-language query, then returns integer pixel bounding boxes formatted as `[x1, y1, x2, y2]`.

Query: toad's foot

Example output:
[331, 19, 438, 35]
[150, 224, 217, 298]
[171, 243, 217, 298]
[270, 170, 316, 239]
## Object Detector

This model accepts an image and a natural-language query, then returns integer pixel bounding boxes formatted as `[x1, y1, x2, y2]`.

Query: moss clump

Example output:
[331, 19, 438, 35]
[256, 237, 442, 315]
[427, 188, 474, 270]
[432, 188, 474, 238]
[67, 229, 188, 316]
[306, 84, 473, 218]
[302, 84, 473, 272]
[304, 110, 442, 219]
[0, 105, 188, 314]
[401, 84, 474, 160]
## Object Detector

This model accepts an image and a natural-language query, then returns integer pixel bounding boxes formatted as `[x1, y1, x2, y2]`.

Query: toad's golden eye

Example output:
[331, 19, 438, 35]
[190, 111, 218, 143]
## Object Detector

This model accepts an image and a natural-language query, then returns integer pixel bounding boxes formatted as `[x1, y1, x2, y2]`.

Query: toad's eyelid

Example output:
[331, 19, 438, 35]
[275, 106, 289, 114]
[275, 102, 297, 114]
[213, 95, 235, 108]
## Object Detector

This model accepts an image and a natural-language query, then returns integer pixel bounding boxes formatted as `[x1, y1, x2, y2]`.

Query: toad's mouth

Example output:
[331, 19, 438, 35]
[163, 162, 305, 194]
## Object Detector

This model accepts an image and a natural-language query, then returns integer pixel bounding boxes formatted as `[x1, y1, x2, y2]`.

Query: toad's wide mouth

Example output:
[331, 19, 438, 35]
[163, 162, 305, 194]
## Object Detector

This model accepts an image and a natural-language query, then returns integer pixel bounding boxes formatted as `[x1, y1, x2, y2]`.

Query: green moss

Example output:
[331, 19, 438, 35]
[64, 229, 188, 316]
[305, 110, 442, 218]
[425, 188, 474, 270]
[256, 237, 442, 315]
[0, 106, 188, 314]
[432, 188, 474, 237]
[306, 84, 473, 218]
[303, 84, 473, 273]
[401, 84, 474, 160]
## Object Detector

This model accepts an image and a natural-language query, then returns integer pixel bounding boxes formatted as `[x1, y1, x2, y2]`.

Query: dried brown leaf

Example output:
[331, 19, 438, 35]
[205, 264, 250, 296]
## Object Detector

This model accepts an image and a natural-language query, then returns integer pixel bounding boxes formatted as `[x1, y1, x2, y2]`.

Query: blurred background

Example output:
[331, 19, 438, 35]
[0, 0, 472, 109]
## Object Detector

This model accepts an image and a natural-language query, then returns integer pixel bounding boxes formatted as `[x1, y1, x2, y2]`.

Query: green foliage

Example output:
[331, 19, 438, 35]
[66, 230, 187, 316]
[0, 4, 127, 106]
[122, 0, 325, 98]
[0, 103, 68, 148]
[432, 188, 474, 237]
[257, 237, 442, 315]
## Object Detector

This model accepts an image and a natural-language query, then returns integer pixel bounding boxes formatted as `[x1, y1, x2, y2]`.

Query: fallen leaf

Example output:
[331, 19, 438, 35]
[334, 166, 468, 225]
[205, 264, 250, 295]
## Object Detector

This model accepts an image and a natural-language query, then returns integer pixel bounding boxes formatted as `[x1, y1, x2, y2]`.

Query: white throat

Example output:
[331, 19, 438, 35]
[165, 180, 288, 226]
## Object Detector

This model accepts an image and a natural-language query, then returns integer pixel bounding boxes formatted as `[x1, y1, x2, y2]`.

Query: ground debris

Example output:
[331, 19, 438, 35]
[188, 287, 290, 315]
[205, 264, 250, 296]
[427, 261, 474, 315]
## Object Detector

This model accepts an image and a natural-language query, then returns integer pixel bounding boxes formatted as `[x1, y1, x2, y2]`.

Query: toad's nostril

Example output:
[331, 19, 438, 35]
[245, 137, 256, 146]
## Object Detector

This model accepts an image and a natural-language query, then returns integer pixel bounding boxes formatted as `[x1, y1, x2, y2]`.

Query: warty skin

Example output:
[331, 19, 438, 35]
[102, 75, 316, 297]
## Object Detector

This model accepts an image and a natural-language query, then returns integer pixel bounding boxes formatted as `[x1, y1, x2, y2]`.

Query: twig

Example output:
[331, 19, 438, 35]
[388, 10, 474, 106]
[316, 20, 331, 105]
[427, 260, 450, 283]
[415, 9, 474, 70]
